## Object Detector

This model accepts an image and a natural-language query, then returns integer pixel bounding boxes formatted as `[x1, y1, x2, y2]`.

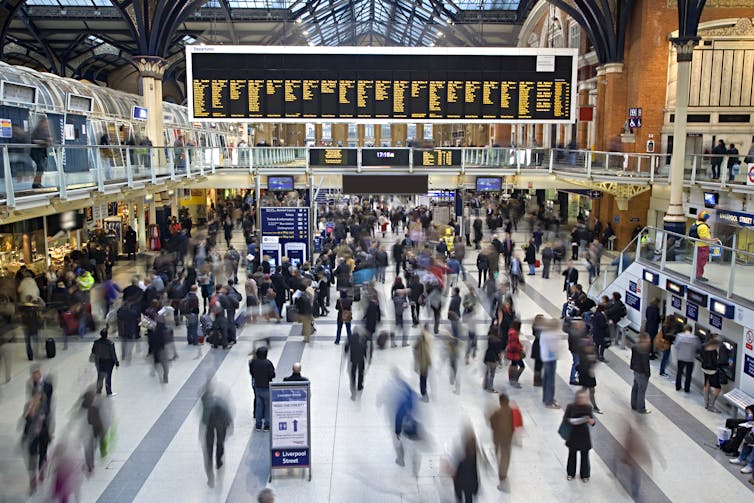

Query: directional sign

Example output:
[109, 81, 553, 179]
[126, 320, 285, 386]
[628, 108, 642, 118]
[628, 118, 642, 128]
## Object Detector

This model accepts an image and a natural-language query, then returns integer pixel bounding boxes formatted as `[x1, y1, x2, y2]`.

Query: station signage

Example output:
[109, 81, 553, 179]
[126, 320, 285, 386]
[717, 209, 754, 228]
[187, 46, 577, 123]
[686, 302, 699, 321]
[710, 298, 734, 319]
[625, 291, 641, 311]
[270, 382, 312, 480]
[361, 148, 410, 167]
[308, 148, 358, 167]
[412, 149, 462, 167]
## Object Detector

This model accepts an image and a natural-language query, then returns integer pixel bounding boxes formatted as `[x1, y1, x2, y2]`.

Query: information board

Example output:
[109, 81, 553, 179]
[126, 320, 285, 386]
[270, 382, 311, 479]
[187, 46, 577, 123]
[361, 148, 410, 167]
[742, 327, 754, 396]
[260, 207, 310, 266]
[308, 148, 358, 167]
[413, 149, 463, 167]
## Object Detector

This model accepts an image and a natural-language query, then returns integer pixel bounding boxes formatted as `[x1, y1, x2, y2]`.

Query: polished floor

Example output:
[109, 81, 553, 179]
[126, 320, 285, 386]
[0, 228, 752, 503]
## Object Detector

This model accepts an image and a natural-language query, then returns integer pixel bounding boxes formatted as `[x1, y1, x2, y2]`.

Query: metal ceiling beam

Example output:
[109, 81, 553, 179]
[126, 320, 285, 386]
[17, 5, 61, 74]
[0, 0, 25, 58]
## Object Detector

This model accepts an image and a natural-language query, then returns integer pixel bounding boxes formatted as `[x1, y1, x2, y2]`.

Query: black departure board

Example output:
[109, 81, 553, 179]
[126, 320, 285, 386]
[309, 148, 358, 167]
[187, 47, 576, 123]
[413, 149, 463, 167]
[361, 149, 411, 167]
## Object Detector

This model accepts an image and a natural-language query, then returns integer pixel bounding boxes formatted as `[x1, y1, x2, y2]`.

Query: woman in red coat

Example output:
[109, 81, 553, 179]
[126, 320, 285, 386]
[506, 320, 525, 388]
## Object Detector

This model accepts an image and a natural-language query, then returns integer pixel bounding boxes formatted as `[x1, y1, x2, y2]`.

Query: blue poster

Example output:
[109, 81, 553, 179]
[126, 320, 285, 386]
[628, 280, 638, 293]
[261, 207, 310, 266]
[671, 295, 683, 310]
[744, 355, 754, 379]
[710, 313, 723, 330]
[686, 302, 699, 321]
[625, 291, 641, 311]
[271, 448, 310, 467]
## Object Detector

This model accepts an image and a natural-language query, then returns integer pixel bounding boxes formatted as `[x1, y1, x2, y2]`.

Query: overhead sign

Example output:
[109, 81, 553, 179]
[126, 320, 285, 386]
[186, 46, 577, 123]
[710, 312, 723, 330]
[717, 209, 754, 228]
[748, 164, 754, 186]
[260, 207, 310, 266]
[270, 382, 311, 479]
[361, 148, 410, 167]
[308, 148, 358, 167]
[628, 107, 642, 128]
[413, 149, 462, 167]
[132, 106, 148, 121]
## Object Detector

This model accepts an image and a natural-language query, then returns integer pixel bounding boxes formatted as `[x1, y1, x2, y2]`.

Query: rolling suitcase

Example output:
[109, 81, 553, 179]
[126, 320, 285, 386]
[235, 311, 248, 329]
[45, 337, 56, 358]
[286, 304, 298, 323]
[60, 310, 79, 336]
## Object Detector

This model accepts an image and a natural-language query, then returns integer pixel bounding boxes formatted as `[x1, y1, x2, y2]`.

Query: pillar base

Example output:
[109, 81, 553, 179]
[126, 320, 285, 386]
[663, 204, 687, 234]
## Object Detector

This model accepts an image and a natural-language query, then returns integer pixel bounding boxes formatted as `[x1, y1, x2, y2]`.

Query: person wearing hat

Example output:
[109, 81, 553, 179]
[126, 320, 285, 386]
[691, 211, 714, 282]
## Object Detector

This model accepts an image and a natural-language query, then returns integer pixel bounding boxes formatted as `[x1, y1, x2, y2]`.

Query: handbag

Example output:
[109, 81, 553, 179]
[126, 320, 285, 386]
[558, 419, 572, 441]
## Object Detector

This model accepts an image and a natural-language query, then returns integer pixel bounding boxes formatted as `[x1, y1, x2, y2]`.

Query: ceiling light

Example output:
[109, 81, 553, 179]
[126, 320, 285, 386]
[436, 30, 443, 37]
[303, 30, 309, 35]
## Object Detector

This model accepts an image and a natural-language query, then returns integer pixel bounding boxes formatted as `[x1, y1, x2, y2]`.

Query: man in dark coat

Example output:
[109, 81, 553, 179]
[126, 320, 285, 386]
[124, 225, 138, 260]
[91, 329, 119, 396]
[345, 327, 368, 400]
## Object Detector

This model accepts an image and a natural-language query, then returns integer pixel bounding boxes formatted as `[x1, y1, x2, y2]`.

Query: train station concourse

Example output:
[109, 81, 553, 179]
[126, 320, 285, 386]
[1, 0, 754, 502]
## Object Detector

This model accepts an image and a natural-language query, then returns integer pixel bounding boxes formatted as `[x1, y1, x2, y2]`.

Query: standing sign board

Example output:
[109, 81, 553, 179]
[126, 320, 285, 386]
[260, 207, 310, 267]
[270, 381, 311, 481]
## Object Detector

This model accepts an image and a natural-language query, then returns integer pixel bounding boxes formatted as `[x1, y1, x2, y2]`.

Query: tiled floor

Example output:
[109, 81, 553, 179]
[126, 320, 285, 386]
[0, 227, 752, 503]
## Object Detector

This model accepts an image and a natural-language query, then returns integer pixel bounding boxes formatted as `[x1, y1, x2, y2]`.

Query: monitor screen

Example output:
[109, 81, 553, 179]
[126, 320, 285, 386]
[268, 176, 294, 191]
[703, 192, 718, 207]
[476, 177, 502, 192]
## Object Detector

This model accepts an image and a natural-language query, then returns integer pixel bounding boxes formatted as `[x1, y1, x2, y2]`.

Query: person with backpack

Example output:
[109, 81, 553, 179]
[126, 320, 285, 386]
[689, 211, 716, 282]
[181, 285, 201, 345]
[334, 290, 353, 345]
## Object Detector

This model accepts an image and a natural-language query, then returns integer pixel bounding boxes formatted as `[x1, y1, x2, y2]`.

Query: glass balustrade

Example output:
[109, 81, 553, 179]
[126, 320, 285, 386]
[0, 145, 750, 207]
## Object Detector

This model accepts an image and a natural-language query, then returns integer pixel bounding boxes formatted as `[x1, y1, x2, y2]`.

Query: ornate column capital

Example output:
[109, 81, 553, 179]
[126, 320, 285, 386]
[670, 37, 700, 63]
[134, 56, 167, 79]
[596, 62, 624, 76]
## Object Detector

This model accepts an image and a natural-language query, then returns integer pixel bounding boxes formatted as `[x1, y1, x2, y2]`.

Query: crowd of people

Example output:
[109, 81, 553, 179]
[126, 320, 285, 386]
[2, 190, 753, 501]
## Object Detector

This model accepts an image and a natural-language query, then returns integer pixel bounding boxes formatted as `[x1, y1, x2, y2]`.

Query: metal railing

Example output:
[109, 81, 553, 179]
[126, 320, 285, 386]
[588, 225, 754, 303]
[0, 144, 751, 207]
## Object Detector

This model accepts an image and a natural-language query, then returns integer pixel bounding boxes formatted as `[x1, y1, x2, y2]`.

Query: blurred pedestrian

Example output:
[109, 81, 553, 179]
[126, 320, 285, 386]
[506, 320, 525, 388]
[462, 287, 478, 364]
[531, 314, 544, 386]
[540, 319, 561, 409]
[484, 323, 504, 393]
[413, 326, 432, 401]
[334, 290, 353, 345]
[257, 487, 275, 503]
[22, 388, 52, 495]
[702, 337, 722, 412]
[490, 393, 515, 490]
[91, 329, 119, 396]
[452, 427, 480, 502]
[201, 382, 234, 487]
[345, 327, 368, 400]
[562, 390, 596, 482]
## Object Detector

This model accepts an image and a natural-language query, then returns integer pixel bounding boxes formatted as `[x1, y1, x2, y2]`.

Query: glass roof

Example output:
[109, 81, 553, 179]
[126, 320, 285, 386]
[451, 0, 520, 9]
[203, 0, 297, 7]
[25, 0, 113, 6]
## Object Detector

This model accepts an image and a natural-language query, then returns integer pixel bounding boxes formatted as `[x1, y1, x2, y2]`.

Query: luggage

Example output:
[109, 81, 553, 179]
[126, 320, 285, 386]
[286, 304, 298, 323]
[45, 337, 56, 358]
[535, 259, 541, 268]
[235, 311, 248, 329]
[353, 289, 362, 303]
[60, 310, 79, 336]
[377, 331, 390, 349]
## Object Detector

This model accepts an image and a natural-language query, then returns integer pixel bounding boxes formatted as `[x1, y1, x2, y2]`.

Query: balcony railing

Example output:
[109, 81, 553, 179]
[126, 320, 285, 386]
[588, 225, 754, 307]
[0, 144, 750, 207]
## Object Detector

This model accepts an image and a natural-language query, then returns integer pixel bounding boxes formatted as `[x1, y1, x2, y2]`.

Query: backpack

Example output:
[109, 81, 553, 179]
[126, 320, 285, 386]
[688, 222, 707, 239]
[619, 302, 627, 318]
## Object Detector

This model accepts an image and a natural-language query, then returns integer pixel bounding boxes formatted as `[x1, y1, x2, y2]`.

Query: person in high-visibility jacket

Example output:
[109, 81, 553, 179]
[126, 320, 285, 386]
[77, 269, 95, 301]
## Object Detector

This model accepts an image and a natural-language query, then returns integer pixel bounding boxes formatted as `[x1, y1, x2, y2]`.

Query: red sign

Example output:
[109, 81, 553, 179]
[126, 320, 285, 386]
[578, 106, 593, 122]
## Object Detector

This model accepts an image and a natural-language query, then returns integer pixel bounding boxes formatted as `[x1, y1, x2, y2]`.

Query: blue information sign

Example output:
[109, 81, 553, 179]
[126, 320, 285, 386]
[710, 313, 723, 330]
[671, 295, 683, 310]
[686, 302, 699, 321]
[628, 280, 638, 293]
[744, 355, 754, 379]
[270, 382, 311, 479]
[261, 207, 310, 266]
[625, 291, 641, 311]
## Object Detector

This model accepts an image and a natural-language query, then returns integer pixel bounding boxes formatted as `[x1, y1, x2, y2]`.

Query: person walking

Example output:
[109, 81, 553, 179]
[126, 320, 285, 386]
[630, 332, 651, 414]
[701, 337, 722, 412]
[541, 244, 553, 279]
[562, 260, 578, 298]
[562, 390, 596, 482]
[591, 305, 610, 362]
[462, 288, 479, 364]
[524, 239, 537, 276]
[413, 327, 432, 401]
[577, 340, 601, 413]
[531, 314, 544, 386]
[248, 346, 275, 431]
[540, 319, 561, 408]
[484, 323, 505, 393]
[182, 285, 201, 346]
[476, 252, 489, 288]
[489, 393, 515, 490]
[392, 286, 409, 347]
[408, 273, 424, 327]
[674, 325, 700, 393]
[91, 329, 119, 396]
[345, 327, 368, 400]
[452, 427, 480, 502]
[506, 320, 525, 388]
[427, 285, 443, 335]
[201, 383, 233, 487]
[334, 290, 353, 345]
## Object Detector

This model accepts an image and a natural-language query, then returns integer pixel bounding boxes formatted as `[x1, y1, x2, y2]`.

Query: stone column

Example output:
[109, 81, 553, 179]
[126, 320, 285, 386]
[595, 63, 626, 151]
[171, 191, 179, 220]
[357, 124, 365, 147]
[664, 38, 699, 234]
[136, 199, 147, 253]
[314, 124, 323, 145]
[134, 57, 167, 147]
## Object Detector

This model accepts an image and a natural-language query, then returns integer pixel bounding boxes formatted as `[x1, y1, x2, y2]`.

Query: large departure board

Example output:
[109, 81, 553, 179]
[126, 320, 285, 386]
[187, 46, 577, 123]
[309, 148, 358, 167]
